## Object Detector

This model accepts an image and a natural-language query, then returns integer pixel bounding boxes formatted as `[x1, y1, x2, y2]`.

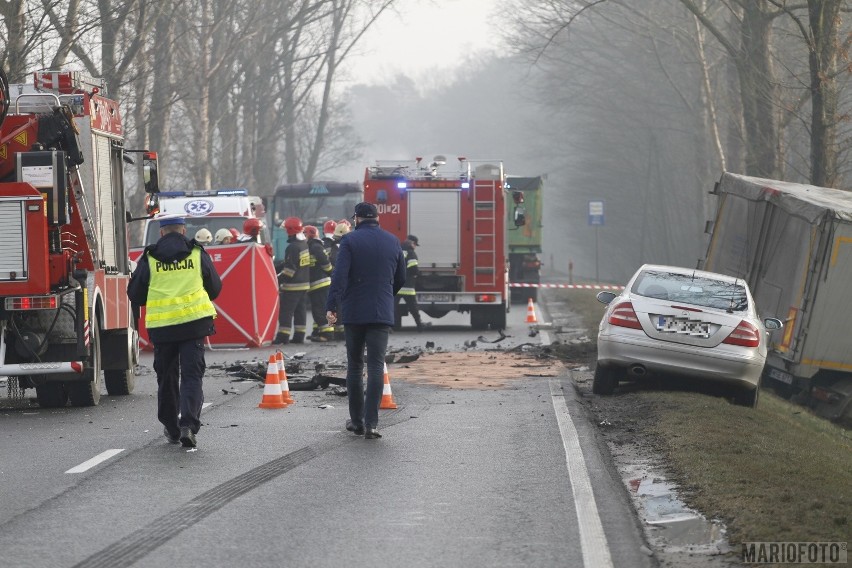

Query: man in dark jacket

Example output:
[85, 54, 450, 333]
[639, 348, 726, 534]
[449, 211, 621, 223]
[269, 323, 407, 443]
[326, 202, 405, 439]
[127, 216, 222, 448]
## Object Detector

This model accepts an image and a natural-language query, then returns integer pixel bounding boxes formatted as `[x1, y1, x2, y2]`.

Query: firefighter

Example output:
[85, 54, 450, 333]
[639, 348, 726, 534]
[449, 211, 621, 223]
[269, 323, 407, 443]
[214, 228, 234, 245]
[397, 234, 424, 330]
[328, 220, 351, 339]
[274, 217, 310, 344]
[237, 218, 263, 243]
[194, 228, 213, 245]
[322, 219, 337, 252]
[127, 216, 222, 448]
[303, 225, 334, 341]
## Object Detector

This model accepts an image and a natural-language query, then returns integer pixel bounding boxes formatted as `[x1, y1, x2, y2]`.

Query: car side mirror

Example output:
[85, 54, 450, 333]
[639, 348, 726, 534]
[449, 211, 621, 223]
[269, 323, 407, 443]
[596, 291, 617, 304]
[764, 318, 783, 331]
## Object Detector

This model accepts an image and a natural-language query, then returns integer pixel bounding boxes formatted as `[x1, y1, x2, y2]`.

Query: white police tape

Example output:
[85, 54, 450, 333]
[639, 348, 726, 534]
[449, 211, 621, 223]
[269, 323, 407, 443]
[510, 283, 625, 290]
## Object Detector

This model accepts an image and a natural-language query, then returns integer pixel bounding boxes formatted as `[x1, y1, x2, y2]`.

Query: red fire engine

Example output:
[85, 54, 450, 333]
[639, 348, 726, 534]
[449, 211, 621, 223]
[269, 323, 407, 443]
[363, 156, 510, 330]
[0, 69, 141, 407]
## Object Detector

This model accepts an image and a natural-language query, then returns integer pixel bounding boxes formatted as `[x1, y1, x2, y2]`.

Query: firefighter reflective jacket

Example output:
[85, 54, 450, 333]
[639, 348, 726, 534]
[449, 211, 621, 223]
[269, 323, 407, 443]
[278, 236, 310, 292]
[307, 237, 333, 291]
[398, 240, 419, 296]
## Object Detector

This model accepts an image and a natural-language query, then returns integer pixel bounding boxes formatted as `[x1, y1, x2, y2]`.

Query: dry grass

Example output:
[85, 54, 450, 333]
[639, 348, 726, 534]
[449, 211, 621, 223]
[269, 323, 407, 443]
[648, 390, 851, 544]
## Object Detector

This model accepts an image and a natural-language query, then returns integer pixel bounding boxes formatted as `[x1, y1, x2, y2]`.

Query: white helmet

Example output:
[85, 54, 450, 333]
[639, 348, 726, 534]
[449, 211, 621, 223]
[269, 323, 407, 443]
[214, 228, 232, 244]
[194, 228, 213, 244]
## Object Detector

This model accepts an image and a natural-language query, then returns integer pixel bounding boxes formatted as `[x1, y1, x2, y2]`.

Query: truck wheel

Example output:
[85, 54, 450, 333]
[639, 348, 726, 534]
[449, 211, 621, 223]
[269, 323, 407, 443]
[592, 363, 617, 395]
[35, 381, 68, 408]
[734, 386, 759, 408]
[105, 329, 137, 396]
[105, 368, 135, 396]
[68, 318, 102, 407]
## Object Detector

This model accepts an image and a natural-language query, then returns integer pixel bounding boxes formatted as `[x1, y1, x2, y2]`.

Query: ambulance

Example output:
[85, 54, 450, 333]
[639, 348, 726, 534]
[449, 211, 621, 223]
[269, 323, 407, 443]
[130, 189, 279, 349]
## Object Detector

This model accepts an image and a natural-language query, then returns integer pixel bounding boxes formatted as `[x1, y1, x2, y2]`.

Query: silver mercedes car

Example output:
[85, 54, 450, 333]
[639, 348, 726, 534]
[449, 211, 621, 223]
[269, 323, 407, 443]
[594, 264, 783, 407]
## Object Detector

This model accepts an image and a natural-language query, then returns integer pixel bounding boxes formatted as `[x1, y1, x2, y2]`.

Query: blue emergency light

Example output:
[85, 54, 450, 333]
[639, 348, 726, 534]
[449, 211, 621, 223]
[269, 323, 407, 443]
[158, 189, 248, 198]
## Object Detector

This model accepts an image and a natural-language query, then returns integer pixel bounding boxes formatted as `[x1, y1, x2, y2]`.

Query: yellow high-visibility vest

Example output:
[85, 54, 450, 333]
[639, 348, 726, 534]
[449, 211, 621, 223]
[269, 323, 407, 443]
[145, 248, 217, 328]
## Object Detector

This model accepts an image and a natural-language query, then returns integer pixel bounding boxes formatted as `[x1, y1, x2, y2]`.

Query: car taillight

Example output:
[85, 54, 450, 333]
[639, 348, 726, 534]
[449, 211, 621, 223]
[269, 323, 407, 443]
[608, 301, 642, 329]
[723, 320, 760, 347]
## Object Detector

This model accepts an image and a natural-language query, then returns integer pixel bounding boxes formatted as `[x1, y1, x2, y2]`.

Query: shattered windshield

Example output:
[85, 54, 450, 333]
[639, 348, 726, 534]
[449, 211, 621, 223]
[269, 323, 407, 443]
[631, 270, 749, 311]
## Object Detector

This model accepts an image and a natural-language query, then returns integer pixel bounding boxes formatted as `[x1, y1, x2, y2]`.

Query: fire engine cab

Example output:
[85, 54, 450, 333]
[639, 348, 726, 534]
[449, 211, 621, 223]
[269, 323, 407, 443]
[130, 189, 279, 349]
[363, 156, 510, 330]
[0, 69, 139, 407]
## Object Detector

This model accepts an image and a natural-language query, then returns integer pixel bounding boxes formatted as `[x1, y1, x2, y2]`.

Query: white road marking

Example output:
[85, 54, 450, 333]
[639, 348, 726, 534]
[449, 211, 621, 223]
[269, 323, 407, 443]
[65, 449, 124, 474]
[202, 402, 212, 410]
[549, 379, 614, 568]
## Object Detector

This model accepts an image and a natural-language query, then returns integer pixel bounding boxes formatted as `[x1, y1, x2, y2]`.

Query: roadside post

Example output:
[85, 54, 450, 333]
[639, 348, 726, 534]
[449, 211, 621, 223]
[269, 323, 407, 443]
[588, 200, 604, 283]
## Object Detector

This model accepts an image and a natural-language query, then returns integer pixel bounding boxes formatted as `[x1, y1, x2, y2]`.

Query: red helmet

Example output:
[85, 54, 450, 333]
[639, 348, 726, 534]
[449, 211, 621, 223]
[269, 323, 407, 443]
[283, 216, 303, 236]
[229, 228, 240, 239]
[243, 217, 262, 236]
[323, 220, 337, 235]
[303, 225, 319, 240]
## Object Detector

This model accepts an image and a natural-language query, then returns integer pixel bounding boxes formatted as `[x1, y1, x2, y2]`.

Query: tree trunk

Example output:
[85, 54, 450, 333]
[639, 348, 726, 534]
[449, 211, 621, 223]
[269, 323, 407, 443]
[807, 0, 841, 188]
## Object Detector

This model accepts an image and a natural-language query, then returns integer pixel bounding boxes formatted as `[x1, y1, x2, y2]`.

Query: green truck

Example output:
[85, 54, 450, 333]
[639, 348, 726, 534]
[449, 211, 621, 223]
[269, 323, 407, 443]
[505, 176, 544, 304]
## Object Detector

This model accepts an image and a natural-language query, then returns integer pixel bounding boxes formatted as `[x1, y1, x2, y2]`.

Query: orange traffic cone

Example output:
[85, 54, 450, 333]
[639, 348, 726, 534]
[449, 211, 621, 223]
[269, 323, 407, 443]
[276, 350, 295, 405]
[380, 362, 398, 409]
[258, 354, 287, 409]
[526, 297, 537, 324]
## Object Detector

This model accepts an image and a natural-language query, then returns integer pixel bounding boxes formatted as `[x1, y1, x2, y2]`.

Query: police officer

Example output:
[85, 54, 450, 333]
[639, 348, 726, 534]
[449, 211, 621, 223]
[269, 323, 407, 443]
[397, 234, 424, 330]
[274, 217, 310, 344]
[127, 216, 222, 448]
[303, 225, 334, 341]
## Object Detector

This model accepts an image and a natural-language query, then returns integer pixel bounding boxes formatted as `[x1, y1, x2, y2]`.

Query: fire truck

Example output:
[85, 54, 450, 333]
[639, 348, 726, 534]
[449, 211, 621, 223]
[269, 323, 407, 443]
[0, 69, 141, 407]
[129, 189, 279, 349]
[364, 156, 520, 330]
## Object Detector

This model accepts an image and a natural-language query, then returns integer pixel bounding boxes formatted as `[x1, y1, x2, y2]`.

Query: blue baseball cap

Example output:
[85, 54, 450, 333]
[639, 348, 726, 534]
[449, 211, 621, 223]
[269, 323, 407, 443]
[158, 215, 186, 228]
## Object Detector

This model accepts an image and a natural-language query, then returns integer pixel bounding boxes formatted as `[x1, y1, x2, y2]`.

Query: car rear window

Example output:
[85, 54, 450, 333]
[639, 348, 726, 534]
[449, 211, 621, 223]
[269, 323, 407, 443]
[632, 270, 748, 311]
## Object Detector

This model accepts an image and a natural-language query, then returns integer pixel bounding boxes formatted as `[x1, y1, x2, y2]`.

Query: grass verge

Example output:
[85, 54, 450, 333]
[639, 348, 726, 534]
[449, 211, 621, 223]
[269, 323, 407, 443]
[552, 289, 852, 547]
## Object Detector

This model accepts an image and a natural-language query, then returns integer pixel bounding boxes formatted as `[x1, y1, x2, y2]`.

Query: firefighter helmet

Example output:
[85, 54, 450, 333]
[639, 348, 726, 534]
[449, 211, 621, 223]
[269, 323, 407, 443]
[337, 219, 351, 229]
[194, 228, 213, 244]
[283, 216, 303, 236]
[243, 217, 262, 236]
[323, 219, 337, 236]
[214, 228, 233, 244]
[333, 222, 350, 238]
[303, 225, 319, 239]
[229, 228, 240, 239]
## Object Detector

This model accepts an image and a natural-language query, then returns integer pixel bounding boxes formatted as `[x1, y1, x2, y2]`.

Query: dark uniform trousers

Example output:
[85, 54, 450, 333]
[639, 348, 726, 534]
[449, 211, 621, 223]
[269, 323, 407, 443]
[279, 290, 308, 342]
[308, 287, 330, 335]
[154, 338, 206, 435]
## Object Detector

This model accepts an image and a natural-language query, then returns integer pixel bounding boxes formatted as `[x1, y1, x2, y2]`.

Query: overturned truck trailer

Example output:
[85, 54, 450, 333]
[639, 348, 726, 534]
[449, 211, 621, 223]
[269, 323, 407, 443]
[701, 172, 852, 422]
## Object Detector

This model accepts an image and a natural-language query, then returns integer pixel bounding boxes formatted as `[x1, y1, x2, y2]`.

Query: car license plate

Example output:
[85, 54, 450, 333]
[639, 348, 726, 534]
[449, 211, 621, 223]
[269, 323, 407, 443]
[419, 293, 452, 302]
[767, 367, 793, 384]
[656, 315, 710, 337]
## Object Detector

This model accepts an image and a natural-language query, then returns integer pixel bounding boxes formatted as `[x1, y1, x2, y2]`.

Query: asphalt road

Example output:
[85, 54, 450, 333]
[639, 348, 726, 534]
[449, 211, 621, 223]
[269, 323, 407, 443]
[0, 297, 653, 568]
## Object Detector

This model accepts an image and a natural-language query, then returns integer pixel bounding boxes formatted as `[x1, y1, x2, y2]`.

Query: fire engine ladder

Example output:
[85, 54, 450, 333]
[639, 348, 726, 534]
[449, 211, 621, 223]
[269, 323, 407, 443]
[67, 168, 101, 268]
[472, 180, 497, 287]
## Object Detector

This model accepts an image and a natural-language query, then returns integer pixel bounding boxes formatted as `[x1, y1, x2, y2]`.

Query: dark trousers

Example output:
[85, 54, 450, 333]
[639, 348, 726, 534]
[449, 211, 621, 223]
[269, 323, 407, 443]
[308, 287, 330, 333]
[398, 294, 422, 324]
[344, 324, 391, 429]
[153, 338, 206, 435]
[278, 290, 307, 337]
